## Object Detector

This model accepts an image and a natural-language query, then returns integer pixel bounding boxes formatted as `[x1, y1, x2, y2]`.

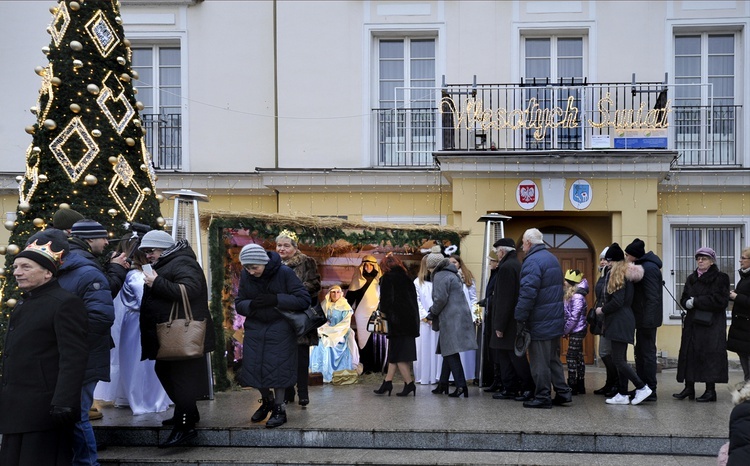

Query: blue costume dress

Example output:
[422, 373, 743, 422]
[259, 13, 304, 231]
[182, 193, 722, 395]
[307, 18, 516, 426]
[309, 293, 359, 382]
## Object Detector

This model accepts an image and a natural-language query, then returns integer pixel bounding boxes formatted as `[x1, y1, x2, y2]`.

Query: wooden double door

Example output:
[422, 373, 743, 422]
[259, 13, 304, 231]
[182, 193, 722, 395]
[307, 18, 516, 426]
[556, 249, 596, 365]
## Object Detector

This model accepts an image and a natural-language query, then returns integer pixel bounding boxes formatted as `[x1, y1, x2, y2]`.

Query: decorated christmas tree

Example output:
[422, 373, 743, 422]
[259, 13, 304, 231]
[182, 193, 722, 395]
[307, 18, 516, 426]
[0, 0, 164, 358]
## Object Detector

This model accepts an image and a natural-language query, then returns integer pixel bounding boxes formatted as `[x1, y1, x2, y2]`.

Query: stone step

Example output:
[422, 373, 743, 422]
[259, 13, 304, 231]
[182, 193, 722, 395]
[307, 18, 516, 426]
[98, 446, 717, 465]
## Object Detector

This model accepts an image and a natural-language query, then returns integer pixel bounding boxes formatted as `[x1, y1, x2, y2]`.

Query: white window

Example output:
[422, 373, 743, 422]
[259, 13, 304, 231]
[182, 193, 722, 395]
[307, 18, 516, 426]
[673, 33, 738, 165]
[132, 45, 182, 170]
[667, 223, 742, 318]
[375, 38, 436, 166]
[522, 36, 585, 150]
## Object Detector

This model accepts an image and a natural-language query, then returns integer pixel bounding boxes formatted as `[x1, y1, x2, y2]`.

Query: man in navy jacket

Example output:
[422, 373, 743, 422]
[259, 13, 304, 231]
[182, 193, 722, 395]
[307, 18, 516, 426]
[514, 228, 572, 408]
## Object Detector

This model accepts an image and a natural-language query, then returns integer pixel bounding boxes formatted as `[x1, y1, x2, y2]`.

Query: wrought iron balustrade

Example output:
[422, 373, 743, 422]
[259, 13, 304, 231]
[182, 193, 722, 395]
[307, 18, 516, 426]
[141, 113, 182, 171]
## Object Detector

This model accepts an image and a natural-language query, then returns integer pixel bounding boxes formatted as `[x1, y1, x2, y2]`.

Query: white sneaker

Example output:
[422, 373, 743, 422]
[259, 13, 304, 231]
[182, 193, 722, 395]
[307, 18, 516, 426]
[605, 393, 630, 405]
[631, 385, 653, 405]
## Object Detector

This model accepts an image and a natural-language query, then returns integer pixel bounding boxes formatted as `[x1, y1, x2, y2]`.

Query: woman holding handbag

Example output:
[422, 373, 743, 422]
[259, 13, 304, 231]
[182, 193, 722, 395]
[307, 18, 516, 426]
[139, 230, 216, 448]
[674, 247, 730, 402]
[235, 244, 310, 428]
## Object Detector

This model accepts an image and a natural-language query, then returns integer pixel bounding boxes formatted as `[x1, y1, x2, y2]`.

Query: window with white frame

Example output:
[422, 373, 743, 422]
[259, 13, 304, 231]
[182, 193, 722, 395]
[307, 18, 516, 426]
[522, 36, 585, 150]
[375, 37, 436, 167]
[673, 32, 738, 166]
[669, 225, 740, 316]
[132, 45, 182, 170]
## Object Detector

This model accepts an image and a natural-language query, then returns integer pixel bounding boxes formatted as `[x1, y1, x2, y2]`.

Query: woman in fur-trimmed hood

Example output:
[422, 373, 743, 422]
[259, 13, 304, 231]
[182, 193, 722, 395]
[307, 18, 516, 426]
[595, 242, 652, 405]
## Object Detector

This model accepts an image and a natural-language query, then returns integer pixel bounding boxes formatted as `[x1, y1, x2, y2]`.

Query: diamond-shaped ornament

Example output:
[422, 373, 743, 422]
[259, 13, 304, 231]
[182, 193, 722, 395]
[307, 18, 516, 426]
[37, 64, 55, 122]
[109, 168, 145, 221]
[49, 117, 100, 182]
[49, 2, 71, 47]
[19, 145, 40, 204]
[85, 10, 120, 57]
[97, 86, 135, 134]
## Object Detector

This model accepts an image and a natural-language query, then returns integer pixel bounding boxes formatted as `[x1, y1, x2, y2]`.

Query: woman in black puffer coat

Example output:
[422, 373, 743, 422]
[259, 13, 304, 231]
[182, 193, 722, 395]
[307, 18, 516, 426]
[235, 244, 310, 428]
[139, 232, 215, 448]
[728, 247, 750, 382]
[674, 247, 730, 402]
[372, 254, 420, 397]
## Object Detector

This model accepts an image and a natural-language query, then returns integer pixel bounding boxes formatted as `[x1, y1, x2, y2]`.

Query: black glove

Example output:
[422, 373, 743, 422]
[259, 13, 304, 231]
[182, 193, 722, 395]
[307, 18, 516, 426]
[50, 406, 78, 427]
[252, 294, 278, 309]
[516, 321, 527, 335]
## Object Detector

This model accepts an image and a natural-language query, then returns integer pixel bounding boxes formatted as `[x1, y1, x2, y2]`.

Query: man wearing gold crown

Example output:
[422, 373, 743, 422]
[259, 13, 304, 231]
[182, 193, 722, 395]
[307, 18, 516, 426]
[0, 229, 89, 465]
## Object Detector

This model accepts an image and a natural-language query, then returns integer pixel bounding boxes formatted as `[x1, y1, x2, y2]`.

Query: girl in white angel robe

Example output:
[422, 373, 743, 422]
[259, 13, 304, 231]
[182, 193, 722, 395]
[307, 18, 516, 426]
[310, 286, 360, 382]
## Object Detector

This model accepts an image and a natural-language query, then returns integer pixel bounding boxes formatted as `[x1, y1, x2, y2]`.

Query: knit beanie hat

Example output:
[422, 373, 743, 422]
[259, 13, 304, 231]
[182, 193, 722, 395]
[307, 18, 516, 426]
[240, 244, 269, 265]
[695, 247, 716, 262]
[70, 219, 108, 239]
[52, 208, 84, 231]
[425, 245, 445, 270]
[605, 243, 625, 262]
[138, 230, 175, 250]
[599, 246, 609, 259]
[18, 229, 69, 275]
[625, 238, 646, 259]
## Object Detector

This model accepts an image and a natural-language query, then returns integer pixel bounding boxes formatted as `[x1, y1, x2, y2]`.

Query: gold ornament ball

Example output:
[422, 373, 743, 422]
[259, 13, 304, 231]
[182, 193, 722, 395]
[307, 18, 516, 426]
[91, 129, 102, 138]
[32, 217, 45, 228]
[108, 156, 118, 165]
[4, 221, 14, 231]
[0, 246, 6, 255]
[73, 59, 83, 69]
[49, 5, 58, 13]
[120, 73, 131, 83]
[32, 146, 41, 154]
[59, 203, 70, 210]
[108, 209, 118, 217]
[133, 119, 141, 127]
[115, 16, 123, 25]
[30, 106, 39, 114]
[24, 126, 36, 135]
[140, 164, 147, 171]
[69, 1, 80, 11]
[123, 38, 131, 47]
[50, 77, 61, 87]
[70, 103, 81, 113]
[7, 244, 20, 255]
[15, 176, 23, 182]
[117, 56, 126, 65]
[143, 187, 152, 195]
[34, 66, 45, 76]
[156, 194, 165, 203]
[125, 138, 136, 146]
[18, 202, 31, 213]
[38, 174, 48, 182]
[87, 84, 100, 95]
[156, 217, 166, 227]
[131, 70, 140, 80]
[69, 40, 83, 51]
[43, 119, 57, 130]
[42, 46, 50, 55]
[0, 267, 5, 276]
[84, 174, 98, 185]
[6, 299, 17, 309]
[135, 101, 144, 111]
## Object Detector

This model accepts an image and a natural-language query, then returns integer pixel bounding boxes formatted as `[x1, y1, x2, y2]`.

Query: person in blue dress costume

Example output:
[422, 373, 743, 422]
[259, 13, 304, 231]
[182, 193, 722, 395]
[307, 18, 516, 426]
[310, 286, 360, 382]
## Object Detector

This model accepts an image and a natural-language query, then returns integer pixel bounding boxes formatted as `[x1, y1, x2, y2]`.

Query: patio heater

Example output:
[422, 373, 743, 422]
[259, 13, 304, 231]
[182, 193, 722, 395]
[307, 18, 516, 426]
[163, 189, 213, 399]
[475, 213, 512, 387]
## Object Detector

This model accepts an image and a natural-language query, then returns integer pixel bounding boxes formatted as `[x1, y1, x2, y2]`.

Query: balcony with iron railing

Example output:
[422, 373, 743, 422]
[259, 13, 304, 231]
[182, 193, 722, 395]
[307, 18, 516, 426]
[372, 81, 742, 168]
[142, 113, 182, 171]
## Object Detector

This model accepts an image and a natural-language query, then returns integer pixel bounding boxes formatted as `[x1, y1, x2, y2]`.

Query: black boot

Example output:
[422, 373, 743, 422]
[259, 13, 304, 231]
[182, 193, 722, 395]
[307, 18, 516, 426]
[159, 413, 197, 448]
[251, 395, 274, 423]
[373, 380, 393, 396]
[298, 389, 309, 407]
[696, 383, 717, 402]
[396, 381, 416, 397]
[448, 386, 469, 398]
[577, 379, 586, 395]
[672, 383, 696, 400]
[594, 355, 619, 395]
[483, 366, 503, 392]
[431, 383, 449, 395]
[569, 378, 579, 396]
[265, 404, 287, 428]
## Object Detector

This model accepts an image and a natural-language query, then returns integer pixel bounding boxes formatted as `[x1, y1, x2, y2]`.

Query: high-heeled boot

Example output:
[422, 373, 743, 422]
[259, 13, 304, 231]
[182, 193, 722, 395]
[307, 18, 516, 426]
[483, 365, 503, 392]
[672, 383, 696, 400]
[431, 383, 449, 395]
[448, 386, 469, 398]
[396, 381, 416, 397]
[696, 383, 717, 402]
[373, 380, 393, 396]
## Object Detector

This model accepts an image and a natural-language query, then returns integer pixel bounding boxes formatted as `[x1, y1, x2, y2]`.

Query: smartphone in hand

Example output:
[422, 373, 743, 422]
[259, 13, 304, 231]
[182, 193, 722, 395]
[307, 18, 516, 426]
[142, 264, 153, 275]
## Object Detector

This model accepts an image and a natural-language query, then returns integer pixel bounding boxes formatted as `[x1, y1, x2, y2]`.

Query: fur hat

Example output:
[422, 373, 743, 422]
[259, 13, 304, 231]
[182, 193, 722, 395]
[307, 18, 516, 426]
[138, 230, 175, 250]
[18, 229, 69, 275]
[625, 238, 646, 259]
[240, 244, 269, 265]
[425, 245, 445, 270]
[51, 208, 84, 231]
[70, 219, 108, 239]
[605, 243, 625, 262]
[493, 237, 516, 249]
[695, 247, 716, 262]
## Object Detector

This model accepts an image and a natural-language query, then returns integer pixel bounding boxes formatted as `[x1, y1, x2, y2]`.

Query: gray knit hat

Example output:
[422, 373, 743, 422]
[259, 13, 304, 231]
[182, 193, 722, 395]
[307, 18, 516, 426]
[240, 244, 269, 265]
[70, 219, 108, 239]
[138, 230, 175, 250]
[425, 245, 445, 270]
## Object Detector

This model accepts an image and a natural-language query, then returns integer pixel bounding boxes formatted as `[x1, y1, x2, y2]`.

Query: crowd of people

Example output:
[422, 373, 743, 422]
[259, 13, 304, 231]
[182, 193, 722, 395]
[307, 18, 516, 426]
[3, 215, 750, 463]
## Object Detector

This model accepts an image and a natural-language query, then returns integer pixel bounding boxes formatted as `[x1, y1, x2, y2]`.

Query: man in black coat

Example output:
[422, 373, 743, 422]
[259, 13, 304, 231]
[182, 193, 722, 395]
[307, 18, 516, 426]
[489, 238, 534, 401]
[625, 238, 663, 401]
[0, 230, 88, 465]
